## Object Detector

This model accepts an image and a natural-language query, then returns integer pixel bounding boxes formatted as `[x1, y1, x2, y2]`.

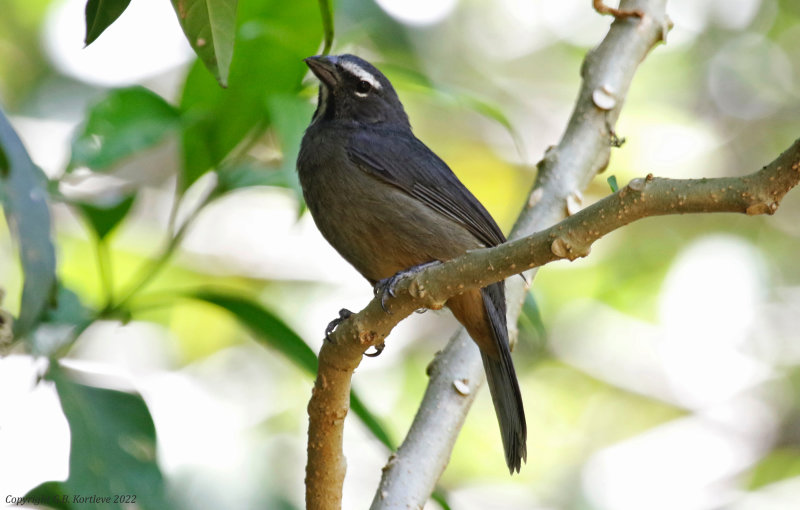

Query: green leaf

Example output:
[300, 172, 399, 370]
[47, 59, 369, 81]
[266, 94, 313, 203]
[24, 482, 70, 509]
[22, 284, 96, 357]
[170, 0, 238, 87]
[192, 291, 395, 449]
[194, 290, 318, 372]
[84, 0, 132, 46]
[0, 108, 56, 338]
[178, 0, 320, 191]
[43, 284, 94, 328]
[211, 95, 312, 211]
[748, 448, 800, 490]
[26, 365, 170, 509]
[216, 160, 293, 193]
[70, 86, 180, 172]
[607, 175, 619, 192]
[75, 194, 135, 240]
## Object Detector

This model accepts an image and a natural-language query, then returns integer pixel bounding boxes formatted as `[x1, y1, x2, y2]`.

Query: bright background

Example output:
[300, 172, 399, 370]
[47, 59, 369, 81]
[2, 0, 800, 509]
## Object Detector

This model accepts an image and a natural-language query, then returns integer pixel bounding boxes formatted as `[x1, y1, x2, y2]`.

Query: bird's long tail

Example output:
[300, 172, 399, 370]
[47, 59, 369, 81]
[480, 283, 527, 473]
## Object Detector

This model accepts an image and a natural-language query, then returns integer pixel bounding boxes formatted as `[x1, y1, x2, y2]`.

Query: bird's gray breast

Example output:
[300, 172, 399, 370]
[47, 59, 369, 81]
[298, 129, 477, 282]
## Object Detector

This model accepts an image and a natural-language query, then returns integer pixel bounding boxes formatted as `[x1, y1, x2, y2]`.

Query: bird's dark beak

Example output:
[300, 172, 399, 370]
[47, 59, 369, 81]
[304, 55, 339, 88]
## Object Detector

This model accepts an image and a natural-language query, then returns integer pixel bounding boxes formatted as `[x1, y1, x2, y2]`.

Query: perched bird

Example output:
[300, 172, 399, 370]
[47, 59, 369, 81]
[297, 54, 527, 473]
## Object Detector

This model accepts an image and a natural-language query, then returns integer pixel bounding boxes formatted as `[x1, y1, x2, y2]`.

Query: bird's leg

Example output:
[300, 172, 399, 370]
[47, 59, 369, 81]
[374, 260, 441, 312]
[325, 308, 353, 342]
[324, 308, 385, 357]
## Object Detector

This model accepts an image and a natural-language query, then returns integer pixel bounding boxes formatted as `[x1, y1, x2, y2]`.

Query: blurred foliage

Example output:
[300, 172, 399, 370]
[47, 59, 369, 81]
[0, 0, 51, 107]
[69, 86, 181, 172]
[74, 193, 135, 240]
[1, 0, 800, 509]
[26, 364, 170, 509]
[0, 108, 56, 338]
[178, 0, 319, 191]
[748, 448, 800, 490]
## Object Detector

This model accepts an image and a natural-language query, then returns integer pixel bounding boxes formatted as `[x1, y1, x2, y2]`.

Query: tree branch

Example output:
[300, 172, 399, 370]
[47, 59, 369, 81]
[593, 0, 645, 19]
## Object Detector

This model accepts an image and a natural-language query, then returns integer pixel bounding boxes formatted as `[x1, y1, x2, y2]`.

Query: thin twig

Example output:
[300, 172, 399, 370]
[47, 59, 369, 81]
[593, 0, 644, 18]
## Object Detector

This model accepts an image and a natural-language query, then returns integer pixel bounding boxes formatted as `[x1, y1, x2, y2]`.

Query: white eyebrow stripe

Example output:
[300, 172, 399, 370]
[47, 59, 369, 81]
[340, 60, 382, 90]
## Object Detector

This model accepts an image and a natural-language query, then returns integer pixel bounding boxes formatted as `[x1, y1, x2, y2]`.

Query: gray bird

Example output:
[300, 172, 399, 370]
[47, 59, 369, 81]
[297, 54, 527, 473]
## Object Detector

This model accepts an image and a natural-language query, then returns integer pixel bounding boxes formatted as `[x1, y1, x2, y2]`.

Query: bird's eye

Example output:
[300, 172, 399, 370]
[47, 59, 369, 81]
[356, 80, 372, 94]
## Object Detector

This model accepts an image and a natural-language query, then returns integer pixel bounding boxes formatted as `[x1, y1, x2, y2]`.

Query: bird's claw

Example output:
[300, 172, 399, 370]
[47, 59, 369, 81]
[373, 261, 441, 313]
[325, 308, 353, 341]
[364, 342, 385, 357]
[374, 275, 401, 312]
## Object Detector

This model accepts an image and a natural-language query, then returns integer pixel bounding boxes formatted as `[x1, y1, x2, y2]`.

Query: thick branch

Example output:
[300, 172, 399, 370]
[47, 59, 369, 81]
[403, 142, 800, 297]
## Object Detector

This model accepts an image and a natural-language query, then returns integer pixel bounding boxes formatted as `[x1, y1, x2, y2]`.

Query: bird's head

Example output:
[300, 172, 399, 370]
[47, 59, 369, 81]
[304, 54, 409, 127]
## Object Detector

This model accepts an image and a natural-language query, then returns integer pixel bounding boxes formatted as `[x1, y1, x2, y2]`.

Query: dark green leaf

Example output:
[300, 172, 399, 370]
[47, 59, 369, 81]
[607, 175, 619, 192]
[75, 194, 135, 240]
[178, 0, 320, 191]
[0, 140, 9, 177]
[70, 86, 180, 172]
[192, 291, 395, 449]
[170, 0, 238, 87]
[26, 364, 170, 509]
[0, 108, 56, 338]
[84, 0, 132, 46]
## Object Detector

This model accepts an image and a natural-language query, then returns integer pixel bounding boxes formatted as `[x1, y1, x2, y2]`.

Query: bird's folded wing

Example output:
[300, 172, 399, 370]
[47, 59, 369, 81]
[346, 128, 506, 248]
